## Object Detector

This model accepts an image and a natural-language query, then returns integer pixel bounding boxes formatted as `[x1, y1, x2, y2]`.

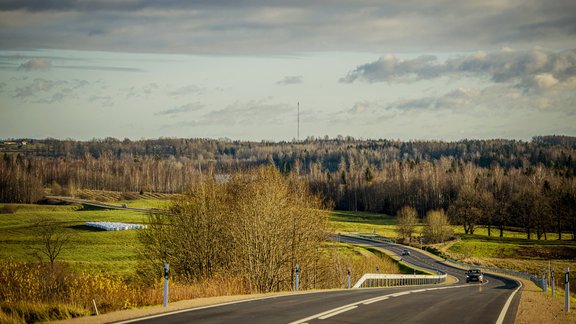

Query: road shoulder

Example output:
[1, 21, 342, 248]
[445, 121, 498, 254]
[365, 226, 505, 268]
[515, 278, 576, 324]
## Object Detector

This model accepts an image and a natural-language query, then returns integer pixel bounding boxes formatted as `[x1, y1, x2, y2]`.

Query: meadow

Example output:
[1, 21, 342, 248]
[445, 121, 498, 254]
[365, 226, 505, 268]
[0, 203, 150, 276]
[2, 201, 575, 276]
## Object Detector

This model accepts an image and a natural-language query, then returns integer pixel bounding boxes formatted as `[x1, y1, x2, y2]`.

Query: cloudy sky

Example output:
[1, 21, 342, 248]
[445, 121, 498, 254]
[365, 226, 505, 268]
[1, 0, 575, 141]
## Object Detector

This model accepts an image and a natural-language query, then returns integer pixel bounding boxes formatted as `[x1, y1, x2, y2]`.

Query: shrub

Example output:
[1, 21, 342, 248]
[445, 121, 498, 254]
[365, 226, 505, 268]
[140, 166, 329, 293]
[423, 209, 454, 243]
[0, 204, 17, 214]
[121, 192, 139, 201]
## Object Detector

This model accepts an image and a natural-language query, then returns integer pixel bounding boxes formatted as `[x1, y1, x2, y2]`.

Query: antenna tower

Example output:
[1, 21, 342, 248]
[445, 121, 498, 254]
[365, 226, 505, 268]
[297, 102, 300, 142]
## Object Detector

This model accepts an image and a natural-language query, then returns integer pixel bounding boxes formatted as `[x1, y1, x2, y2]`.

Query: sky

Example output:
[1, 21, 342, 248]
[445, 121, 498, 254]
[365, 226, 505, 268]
[1, 0, 575, 142]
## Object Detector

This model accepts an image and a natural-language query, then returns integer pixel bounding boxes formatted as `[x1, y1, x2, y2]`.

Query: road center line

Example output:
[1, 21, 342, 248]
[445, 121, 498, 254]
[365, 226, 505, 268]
[363, 296, 389, 305]
[318, 306, 358, 319]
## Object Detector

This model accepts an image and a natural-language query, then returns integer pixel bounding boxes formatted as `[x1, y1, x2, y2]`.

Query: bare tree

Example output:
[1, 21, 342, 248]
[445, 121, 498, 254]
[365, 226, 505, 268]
[33, 218, 71, 270]
[396, 205, 418, 243]
[423, 210, 453, 243]
[139, 166, 328, 292]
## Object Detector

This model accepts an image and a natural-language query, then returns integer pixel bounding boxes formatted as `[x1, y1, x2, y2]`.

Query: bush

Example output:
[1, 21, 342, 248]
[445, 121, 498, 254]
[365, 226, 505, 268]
[121, 192, 139, 201]
[0, 205, 17, 214]
[140, 166, 329, 293]
[423, 209, 454, 243]
[0, 302, 88, 324]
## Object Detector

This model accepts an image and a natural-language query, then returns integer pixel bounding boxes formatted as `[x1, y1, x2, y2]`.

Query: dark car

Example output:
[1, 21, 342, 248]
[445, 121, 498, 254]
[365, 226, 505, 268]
[465, 269, 484, 283]
[401, 249, 410, 256]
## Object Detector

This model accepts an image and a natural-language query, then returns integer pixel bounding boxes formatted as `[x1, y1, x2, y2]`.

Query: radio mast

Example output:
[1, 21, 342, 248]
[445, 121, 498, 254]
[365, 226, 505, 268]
[297, 102, 300, 142]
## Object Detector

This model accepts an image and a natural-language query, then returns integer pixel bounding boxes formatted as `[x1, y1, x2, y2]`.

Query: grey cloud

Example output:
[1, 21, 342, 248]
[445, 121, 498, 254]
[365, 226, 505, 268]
[156, 102, 204, 116]
[1, 1, 575, 55]
[394, 97, 436, 111]
[13, 78, 89, 103]
[124, 83, 159, 98]
[17, 59, 52, 71]
[3, 55, 142, 72]
[58, 65, 144, 72]
[168, 85, 202, 96]
[343, 49, 576, 90]
[276, 75, 302, 85]
[35, 92, 65, 104]
[0, 0, 259, 12]
[341, 54, 440, 83]
[14, 78, 64, 98]
[197, 100, 290, 126]
[89, 95, 114, 107]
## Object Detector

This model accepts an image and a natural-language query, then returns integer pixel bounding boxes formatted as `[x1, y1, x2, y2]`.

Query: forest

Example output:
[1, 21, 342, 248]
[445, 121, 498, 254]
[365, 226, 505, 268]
[1, 135, 575, 240]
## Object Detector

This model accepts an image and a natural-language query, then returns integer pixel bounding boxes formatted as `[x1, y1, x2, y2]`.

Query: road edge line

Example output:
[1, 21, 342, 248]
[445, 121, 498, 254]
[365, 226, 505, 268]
[496, 280, 523, 324]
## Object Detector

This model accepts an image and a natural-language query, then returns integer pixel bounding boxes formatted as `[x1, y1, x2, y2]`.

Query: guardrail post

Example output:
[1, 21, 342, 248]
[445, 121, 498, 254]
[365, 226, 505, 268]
[565, 267, 570, 313]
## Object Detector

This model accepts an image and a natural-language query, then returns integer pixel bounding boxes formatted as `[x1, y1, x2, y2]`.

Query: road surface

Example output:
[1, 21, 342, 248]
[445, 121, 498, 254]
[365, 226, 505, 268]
[116, 235, 521, 324]
[45, 196, 166, 214]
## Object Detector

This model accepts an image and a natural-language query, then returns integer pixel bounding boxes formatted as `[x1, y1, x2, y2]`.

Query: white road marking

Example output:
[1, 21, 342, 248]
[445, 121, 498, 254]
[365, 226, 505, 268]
[363, 296, 389, 305]
[288, 304, 364, 324]
[289, 285, 476, 323]
[496, 280, 523, 324]
[318, 306, 358, 319]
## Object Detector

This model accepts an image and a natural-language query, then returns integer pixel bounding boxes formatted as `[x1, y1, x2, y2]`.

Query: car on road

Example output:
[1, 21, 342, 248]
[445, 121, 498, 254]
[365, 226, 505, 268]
[465, 269, 484, 283]
[401, 249, 410, 256]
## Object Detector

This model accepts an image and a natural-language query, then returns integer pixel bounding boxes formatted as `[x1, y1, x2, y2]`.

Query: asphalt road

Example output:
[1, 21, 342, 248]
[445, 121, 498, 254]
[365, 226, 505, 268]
[45, 196, 165, 214]
[116, 236, 521, 324]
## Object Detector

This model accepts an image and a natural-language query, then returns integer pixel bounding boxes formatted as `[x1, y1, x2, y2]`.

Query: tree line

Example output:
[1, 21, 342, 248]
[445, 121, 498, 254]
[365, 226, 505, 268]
[1, 136, 575, 239]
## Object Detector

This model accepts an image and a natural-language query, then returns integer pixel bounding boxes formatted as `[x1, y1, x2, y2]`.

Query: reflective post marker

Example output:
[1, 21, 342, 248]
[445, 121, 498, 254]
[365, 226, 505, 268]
[347, 268, 351, 289]
[295, 264, 300, 292]
[551, 267, 555, 297]
[163, 263, 170, 307]
[566, 267, 570, 313]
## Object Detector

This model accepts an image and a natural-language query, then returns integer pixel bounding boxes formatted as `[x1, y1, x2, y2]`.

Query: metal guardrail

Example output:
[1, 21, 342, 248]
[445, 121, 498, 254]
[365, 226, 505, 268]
[353, 273, 447, 288]
[348, 234, 448, 289]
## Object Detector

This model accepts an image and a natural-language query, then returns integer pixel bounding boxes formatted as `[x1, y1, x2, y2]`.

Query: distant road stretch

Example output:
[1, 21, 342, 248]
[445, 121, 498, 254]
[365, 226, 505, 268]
[116, 235, 522, 324]
[44, 196, 166, 214]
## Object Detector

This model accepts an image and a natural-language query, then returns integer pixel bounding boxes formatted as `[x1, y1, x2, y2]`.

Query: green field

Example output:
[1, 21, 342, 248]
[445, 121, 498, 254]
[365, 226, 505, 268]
[2, 201, 576, 278]
[0, 203, 154, 276]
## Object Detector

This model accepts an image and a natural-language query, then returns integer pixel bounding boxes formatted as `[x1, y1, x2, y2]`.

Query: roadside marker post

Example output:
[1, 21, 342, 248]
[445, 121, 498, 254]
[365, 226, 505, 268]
[551, 267, 555, 297]
[163, 263, 170, 307]
[565, 267, 570, 313]
[347, 268, 351, 289]
[542, 270, 547, 292]
[295, 264, 300, 292]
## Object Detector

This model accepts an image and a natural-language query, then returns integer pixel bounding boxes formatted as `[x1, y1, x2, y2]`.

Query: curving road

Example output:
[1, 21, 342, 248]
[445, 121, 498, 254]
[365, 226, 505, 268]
[44, 196, 166, 214]
[116, 235, 521, 324]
